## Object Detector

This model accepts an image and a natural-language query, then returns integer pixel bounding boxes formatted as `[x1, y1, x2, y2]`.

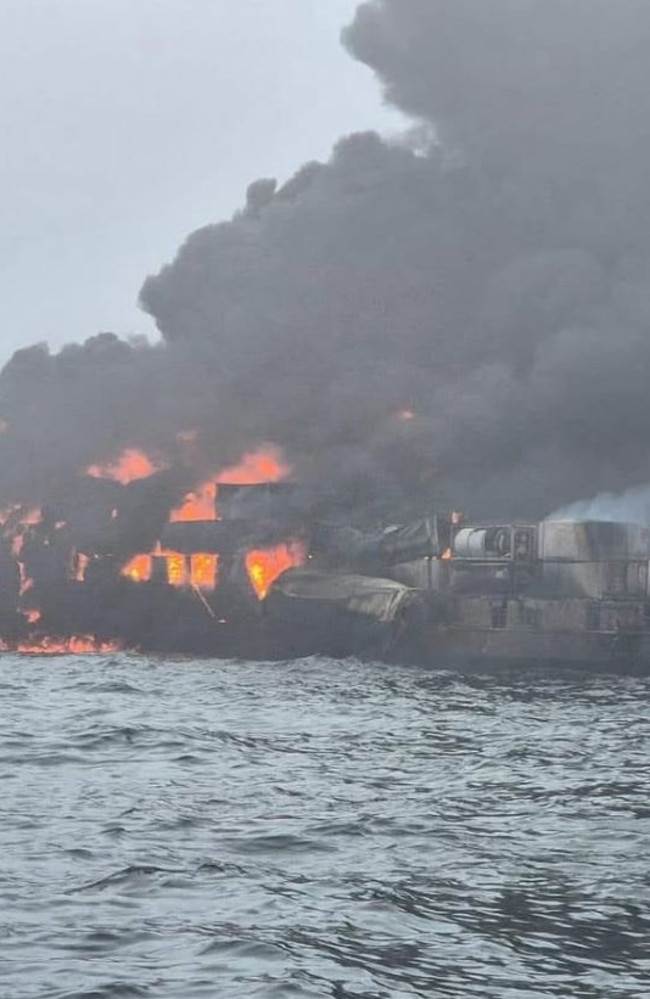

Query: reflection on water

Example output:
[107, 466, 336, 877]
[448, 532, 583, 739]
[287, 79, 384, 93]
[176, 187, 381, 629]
[1, 656, 648, 998]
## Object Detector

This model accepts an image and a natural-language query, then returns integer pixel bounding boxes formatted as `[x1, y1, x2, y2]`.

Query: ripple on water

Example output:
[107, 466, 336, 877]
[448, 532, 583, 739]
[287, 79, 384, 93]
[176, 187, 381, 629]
[0, 655, 649, 999]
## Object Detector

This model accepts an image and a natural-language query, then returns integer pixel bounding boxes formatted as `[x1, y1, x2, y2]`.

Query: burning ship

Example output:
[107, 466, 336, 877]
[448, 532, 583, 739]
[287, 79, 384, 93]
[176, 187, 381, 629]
[1, 443, 650, 672]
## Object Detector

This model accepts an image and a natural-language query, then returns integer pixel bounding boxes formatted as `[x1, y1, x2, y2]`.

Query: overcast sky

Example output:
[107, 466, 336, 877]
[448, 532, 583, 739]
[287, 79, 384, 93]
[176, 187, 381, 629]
[0, 0, 401, 360]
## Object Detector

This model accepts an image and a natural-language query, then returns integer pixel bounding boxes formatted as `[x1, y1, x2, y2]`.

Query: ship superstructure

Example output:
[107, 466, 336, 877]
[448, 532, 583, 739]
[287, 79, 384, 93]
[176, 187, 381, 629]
[2, 467, 650, 670]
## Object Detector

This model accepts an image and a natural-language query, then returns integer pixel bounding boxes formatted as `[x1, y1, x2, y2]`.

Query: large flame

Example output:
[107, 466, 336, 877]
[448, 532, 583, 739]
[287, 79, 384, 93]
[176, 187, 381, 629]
[245, 542, 306, 600]
[0, 442, 299, 652]
[121, 547, 218, 591]
[169, 446, 290, 524]
[122, 554, 153, 583]
[170, 482, 217, 523]
[216, 446, 290, 485]
[190, 554, 218, 590]
[123, 542, 303, 599]
[86, 449, 164, 484]
[128, 445, 291, 593]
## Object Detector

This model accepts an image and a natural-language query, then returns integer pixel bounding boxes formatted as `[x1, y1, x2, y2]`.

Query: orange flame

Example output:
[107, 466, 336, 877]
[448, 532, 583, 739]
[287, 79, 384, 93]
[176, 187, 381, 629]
[170, 446, 290, 524]
[190, 554, 218, 590]
[217, 446, 290, 485]
[121, 546, 218, 592]
[165, 552, 187, 588]
[0, 636, 121, 655]
[245, 541, 306, 600]
[122, 554, 152, 583]
[170, 482, 217, 522]
[169, 447, 290, 523]
[123, 446, 292, 592]
[86, 449, 164, 485]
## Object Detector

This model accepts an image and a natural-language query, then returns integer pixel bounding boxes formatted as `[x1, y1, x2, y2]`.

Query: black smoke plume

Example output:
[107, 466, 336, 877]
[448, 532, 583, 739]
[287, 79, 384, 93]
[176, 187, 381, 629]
[3, 0, 650, 525]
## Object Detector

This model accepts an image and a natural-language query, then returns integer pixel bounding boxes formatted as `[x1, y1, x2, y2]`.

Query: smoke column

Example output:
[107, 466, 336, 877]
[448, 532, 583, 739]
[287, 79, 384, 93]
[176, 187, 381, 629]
[3, 0, 650, 523]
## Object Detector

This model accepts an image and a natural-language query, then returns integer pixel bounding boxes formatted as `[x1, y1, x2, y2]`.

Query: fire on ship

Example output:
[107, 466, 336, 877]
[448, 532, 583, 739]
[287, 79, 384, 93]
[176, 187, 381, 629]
[2, 444, 650, 672]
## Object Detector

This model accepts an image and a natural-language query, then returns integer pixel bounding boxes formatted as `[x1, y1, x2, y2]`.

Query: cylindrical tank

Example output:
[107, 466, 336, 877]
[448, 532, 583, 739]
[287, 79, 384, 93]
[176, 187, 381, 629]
[453, 528, 488, 558]
[453, 526, 512, 559]
[453, 526, 512, 560]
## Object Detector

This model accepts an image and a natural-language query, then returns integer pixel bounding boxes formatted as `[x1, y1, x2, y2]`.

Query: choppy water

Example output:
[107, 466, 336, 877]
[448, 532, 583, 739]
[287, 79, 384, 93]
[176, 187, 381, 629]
[1, 655, 649, 999]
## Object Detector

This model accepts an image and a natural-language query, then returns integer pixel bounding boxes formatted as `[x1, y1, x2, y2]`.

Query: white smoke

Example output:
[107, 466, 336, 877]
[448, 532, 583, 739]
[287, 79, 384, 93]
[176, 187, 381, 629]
[547, 483, 650, 524]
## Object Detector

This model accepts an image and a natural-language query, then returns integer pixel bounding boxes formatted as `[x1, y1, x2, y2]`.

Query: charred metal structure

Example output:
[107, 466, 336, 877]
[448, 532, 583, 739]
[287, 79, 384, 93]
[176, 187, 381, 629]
[352, 516, 650, 671]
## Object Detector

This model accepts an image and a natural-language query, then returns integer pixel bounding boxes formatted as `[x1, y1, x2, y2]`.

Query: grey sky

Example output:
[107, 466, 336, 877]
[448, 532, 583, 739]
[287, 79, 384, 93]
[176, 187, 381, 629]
[0, 0, 401, 360]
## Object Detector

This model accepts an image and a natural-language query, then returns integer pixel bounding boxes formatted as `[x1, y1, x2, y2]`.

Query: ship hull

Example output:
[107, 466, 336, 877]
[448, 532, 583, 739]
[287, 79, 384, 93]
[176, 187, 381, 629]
[409, 625, 650, 674]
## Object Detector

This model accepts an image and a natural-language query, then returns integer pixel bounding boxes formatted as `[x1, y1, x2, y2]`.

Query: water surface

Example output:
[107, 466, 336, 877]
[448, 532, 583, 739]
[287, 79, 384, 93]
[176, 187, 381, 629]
[1, 655, 649, 998]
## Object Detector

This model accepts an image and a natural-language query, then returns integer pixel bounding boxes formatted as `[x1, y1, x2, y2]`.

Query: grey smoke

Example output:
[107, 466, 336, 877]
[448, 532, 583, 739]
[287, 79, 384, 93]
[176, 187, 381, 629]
[3, 0, 650, 524]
